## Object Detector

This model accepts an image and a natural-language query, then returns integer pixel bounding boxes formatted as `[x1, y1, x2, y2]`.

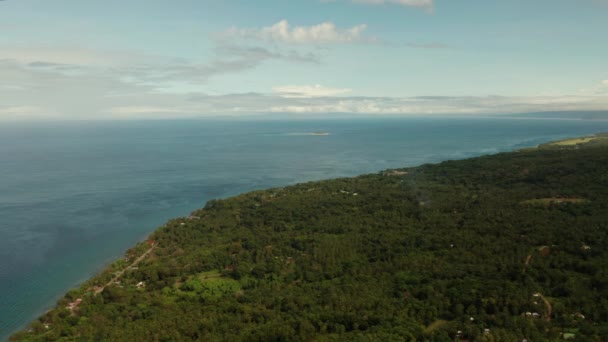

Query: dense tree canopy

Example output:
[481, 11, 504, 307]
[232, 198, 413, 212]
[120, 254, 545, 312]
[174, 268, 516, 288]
[12, 137, 608, 341]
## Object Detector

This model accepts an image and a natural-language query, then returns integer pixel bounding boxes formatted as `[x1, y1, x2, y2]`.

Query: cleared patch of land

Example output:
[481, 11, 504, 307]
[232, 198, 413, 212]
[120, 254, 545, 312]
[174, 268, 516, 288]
[383, 170, 409, 176]
[173, 270, 242, 300]
[550, 137, 597, 146]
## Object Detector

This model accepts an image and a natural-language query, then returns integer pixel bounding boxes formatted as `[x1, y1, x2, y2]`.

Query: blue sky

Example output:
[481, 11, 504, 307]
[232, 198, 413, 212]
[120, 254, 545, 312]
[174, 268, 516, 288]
[1, 0, 607, 119]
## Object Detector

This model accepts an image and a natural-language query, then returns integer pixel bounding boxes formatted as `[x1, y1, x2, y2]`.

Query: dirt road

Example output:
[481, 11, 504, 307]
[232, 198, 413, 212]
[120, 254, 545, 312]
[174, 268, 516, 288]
[95, 244, 155, 295]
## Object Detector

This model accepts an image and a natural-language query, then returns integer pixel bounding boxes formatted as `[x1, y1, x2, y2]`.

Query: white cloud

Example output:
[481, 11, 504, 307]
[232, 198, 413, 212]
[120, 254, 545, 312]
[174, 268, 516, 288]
[2, 47, 607, 120]
[0, 44, 317, 93]
[272, 84, 352, 98]
[218, 20, 370, 44]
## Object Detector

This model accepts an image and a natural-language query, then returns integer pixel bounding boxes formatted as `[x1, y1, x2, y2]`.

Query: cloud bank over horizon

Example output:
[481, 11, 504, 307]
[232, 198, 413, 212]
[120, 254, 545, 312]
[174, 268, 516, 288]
[1, 44, 608, 121]
[1, 0, 607, 120]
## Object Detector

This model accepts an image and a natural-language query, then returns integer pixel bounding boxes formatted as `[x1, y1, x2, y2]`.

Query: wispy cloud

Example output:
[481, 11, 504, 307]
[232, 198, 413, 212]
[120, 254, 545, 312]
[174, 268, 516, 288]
[120, 45, 319, 86]
[3, 75, 608, 121]
[0, 106, 43, 115]
[184, 93, 608, 117]
[0, 43, 318, 92]
[216, 20, 372, 45]
[0, 19, 370, 101]
[0, 46, 147, 67]
[273, 84, 352, 98]
[0, 105, 61, 120]
[578, 80, 608, 95]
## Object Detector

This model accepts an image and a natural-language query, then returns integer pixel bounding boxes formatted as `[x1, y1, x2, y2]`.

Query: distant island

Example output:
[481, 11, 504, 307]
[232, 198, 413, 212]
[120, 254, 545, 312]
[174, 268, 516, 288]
[12, 134, 608, 341]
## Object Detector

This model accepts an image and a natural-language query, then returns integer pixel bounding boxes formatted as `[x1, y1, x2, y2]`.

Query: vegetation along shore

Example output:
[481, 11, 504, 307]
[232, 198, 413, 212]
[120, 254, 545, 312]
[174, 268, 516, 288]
[12, 134, 608, 341]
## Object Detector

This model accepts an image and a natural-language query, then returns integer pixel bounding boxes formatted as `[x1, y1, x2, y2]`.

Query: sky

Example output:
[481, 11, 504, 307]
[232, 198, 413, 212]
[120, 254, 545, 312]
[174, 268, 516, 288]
[1, 0, 608, 120]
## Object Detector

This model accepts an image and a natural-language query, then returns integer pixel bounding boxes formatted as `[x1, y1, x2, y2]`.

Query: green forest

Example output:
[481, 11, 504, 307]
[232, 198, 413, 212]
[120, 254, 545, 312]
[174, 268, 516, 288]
[12, 135, 608, 341]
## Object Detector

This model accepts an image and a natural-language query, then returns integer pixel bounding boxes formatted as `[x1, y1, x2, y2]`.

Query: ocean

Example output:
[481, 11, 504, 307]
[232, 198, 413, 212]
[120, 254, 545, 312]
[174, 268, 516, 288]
[2, 117, 608, 339]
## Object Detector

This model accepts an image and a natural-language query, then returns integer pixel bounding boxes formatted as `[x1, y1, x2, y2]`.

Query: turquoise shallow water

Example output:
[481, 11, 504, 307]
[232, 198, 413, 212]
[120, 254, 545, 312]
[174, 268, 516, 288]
[2, 117, 608, 339]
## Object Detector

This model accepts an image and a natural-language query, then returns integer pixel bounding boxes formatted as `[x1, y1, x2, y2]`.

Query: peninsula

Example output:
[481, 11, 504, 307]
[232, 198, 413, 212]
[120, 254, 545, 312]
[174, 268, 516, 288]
[12, 135, 608, 341]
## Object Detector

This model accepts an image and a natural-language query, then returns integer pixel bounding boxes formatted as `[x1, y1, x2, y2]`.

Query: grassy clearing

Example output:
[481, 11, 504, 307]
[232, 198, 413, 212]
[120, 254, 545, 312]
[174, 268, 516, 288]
[551, 137, 597, 146]
[172, 270, 241, 300]
[197, 277, 241, 299]
[198, 270, 222, 280]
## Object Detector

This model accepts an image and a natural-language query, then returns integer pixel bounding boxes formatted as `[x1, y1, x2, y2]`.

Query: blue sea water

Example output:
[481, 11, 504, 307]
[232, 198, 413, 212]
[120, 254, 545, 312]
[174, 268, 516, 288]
[1, 117, 608, 339]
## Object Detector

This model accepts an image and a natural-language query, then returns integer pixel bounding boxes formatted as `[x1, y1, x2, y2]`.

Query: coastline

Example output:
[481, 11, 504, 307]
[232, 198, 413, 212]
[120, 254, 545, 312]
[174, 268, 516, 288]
[11, 130, 608, 340]
[6, 128, 608, 340]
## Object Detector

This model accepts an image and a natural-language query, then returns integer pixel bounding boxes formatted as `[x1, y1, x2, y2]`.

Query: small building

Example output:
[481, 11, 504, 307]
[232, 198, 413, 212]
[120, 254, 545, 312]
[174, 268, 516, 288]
[66, 298, 83, 311]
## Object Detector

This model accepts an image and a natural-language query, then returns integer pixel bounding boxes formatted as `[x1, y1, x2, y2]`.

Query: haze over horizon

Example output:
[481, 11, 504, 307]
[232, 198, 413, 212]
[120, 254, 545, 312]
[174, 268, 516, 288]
[1, 0, 608, 120]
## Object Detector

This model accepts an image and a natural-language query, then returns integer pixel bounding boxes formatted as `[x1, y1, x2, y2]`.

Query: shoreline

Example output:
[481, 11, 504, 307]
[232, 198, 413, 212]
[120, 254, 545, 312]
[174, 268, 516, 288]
[7, 130, 608, 339]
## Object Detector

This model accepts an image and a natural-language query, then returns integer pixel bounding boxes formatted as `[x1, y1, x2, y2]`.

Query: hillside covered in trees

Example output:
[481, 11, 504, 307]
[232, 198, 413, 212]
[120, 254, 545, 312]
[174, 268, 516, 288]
[12, 135, 608, 341]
